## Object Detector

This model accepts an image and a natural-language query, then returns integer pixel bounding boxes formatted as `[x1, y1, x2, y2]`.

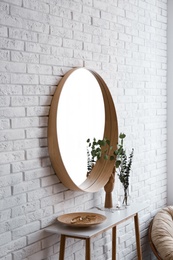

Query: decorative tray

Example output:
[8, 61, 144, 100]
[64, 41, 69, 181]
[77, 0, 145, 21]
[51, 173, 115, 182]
[57, 212, 106, 227]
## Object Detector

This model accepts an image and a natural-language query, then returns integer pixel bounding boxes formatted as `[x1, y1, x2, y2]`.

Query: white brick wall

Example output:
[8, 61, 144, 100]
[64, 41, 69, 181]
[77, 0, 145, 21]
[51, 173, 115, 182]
[0, 0, 167, 259]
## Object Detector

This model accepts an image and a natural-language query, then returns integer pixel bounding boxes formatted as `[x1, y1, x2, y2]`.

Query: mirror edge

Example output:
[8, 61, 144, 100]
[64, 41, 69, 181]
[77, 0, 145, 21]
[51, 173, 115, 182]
[48, 67, 118, 192]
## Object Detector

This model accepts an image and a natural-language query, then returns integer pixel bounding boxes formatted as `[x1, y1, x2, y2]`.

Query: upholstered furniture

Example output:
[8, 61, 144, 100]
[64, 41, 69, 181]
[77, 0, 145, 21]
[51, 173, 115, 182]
[149, 206, 173, 260]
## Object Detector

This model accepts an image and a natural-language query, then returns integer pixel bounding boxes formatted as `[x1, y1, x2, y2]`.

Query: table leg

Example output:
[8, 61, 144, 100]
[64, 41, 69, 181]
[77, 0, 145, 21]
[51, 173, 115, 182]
[85, 238, 91, 260]
[59, 235, 66, 260]
[134, 213, 142, 260]
[112, 226, 117, 260]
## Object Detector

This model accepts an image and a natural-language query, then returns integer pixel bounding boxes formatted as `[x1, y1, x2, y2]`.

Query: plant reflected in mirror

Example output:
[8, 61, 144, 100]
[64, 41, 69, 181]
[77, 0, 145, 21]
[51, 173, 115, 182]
[86, 133, 134, 197]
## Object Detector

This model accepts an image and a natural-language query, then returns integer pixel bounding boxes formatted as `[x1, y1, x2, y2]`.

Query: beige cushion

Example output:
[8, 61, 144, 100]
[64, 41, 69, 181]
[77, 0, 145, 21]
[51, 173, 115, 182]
[151, 206, 173, 260]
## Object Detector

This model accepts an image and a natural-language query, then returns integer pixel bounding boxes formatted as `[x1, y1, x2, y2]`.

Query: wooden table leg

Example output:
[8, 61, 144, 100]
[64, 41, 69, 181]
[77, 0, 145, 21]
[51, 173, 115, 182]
[59, 235, 66, 260]
[85, 238, 91, 260]
[112, 226, 117, 260]
[134, 213, 142, 260]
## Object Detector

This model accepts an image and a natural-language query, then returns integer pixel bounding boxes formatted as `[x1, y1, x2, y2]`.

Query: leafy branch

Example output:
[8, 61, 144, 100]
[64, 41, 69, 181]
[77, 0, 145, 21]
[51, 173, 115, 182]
[86, 133, 134, 189]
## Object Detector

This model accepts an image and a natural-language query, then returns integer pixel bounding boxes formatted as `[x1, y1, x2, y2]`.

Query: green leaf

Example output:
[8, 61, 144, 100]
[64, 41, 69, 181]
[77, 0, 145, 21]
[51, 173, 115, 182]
[106, 139, 110, 145]
[119, 133, 126, 139]
[110, 155, 115, 161]
[116, 160, 121, 168]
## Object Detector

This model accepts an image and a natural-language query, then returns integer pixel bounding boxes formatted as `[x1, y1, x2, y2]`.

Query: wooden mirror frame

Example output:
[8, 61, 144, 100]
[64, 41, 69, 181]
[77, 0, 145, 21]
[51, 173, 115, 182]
[48, 68, 118, 192]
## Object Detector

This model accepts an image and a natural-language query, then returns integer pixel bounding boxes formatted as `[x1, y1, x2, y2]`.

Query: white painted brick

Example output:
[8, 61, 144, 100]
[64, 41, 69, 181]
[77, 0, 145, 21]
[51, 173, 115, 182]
[51, 46, 73, 58]
[53, 183, 67, 194]
[11, 74, 39, 85]
[61, 0, 82, 12]
[27, 247, 54, 260]
[0, 37, 24, 51]
[0, 3, 9, 14]
[26, 106, 49, 116]
[12, 221, 40, 240]
[93, 35, 109, 46]
[0, 61, 26, 73]
[3, 0, 22, 6]
[0, 96, 10, 106]
[13, 179, 40, 195]
[12, 96, 38, 107]
[0, 151, 24, 164]
[0, 85, 22, 96]
[26, 127, 47, 139]
[84, 23, 101, 36]
[83, 5, 100, 17]
[41, 233, 59, 249]
[23, 0, 49, 13]
[50, 5, 71, 18]
[0, 119, 10, 130]
[26, 147, 48, 159]
[23, 19, 49, 33]
[0, 193, 26, 210]
[0, 13, 21, 29]
[40, 213, 61, 228]
[27, 187, 52, 202]
[50, 25, 72, 38]
[27, 64, 52, 75]
[0, 129, 25, 141]
[64, 57, 83, 67]
[12, 117, 39, 129]
[0, 73, 10, 84]
[12, 200, 40, 218]
[63, 38, 83, 50]
[41, 193, 63, 207]
[39, 116, 48, 126]
[9, 27, 37, 42]
[12, 157, 41, 172]
[73, 11, 91, 25]
[0, 50, 10, 61]
[41, 175, 59, 187]
[0, 186, 11, 198]
[39, 75, 61, 85]
[24, 167, 52, 181]
[39, 96, 52, 106]
[74, 49, 92, 60]
[39, 33, 62, 46]
[27, 229, 50, 244]
[63, 18, 82, 31]
[23, 85, 51, 95]
[12, 241, 41, 260]
[26, 206, 53, 223]
[11, 51, 39, 63]
[11, 5, 47, 23]
[0, 164, 10, 176]
[0, 25, 8, 37]
[0, 237, 26, 258]
[40, 54, 62, 66]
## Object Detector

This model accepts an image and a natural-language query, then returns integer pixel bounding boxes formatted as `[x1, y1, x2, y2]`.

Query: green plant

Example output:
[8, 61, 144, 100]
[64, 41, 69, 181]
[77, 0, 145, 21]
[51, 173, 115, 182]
[86, 133, 134, 190]
[114, 133, 134, 190]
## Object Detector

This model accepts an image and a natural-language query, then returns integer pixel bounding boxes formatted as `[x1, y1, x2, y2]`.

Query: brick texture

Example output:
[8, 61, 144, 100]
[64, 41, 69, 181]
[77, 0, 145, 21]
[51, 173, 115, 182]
[0, 0, 167, 259]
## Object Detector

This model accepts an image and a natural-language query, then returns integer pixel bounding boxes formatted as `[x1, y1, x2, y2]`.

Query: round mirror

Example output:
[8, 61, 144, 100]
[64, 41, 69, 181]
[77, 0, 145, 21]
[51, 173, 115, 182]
[48, 68, 118, 192]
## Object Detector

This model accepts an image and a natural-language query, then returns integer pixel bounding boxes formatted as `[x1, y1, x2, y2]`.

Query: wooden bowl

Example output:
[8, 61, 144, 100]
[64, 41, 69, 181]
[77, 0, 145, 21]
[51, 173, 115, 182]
[57, 212, 106, 227]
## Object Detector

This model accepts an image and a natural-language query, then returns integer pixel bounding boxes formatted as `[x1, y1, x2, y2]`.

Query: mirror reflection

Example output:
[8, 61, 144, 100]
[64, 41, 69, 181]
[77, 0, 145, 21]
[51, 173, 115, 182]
[57, 68, 105, 186]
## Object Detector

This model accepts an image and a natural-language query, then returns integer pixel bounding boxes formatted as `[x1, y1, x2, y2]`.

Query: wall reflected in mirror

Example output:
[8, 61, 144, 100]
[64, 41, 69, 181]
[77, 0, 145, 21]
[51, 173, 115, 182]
[57, 68, 105, 186]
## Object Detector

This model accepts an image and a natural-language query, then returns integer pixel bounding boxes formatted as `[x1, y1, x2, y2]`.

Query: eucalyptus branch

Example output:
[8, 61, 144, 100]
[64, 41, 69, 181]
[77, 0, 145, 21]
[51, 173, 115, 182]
[86, 133, 134, 190]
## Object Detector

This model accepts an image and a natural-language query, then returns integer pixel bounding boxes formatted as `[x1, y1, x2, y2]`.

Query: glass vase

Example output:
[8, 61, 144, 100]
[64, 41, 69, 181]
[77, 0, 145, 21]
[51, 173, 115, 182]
[116, 178, 131, 208]
[122, 187, 130, 207]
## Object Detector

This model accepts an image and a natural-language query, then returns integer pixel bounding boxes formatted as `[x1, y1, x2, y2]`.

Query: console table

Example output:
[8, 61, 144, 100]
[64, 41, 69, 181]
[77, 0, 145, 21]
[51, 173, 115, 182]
[45, 203, 147, 260]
